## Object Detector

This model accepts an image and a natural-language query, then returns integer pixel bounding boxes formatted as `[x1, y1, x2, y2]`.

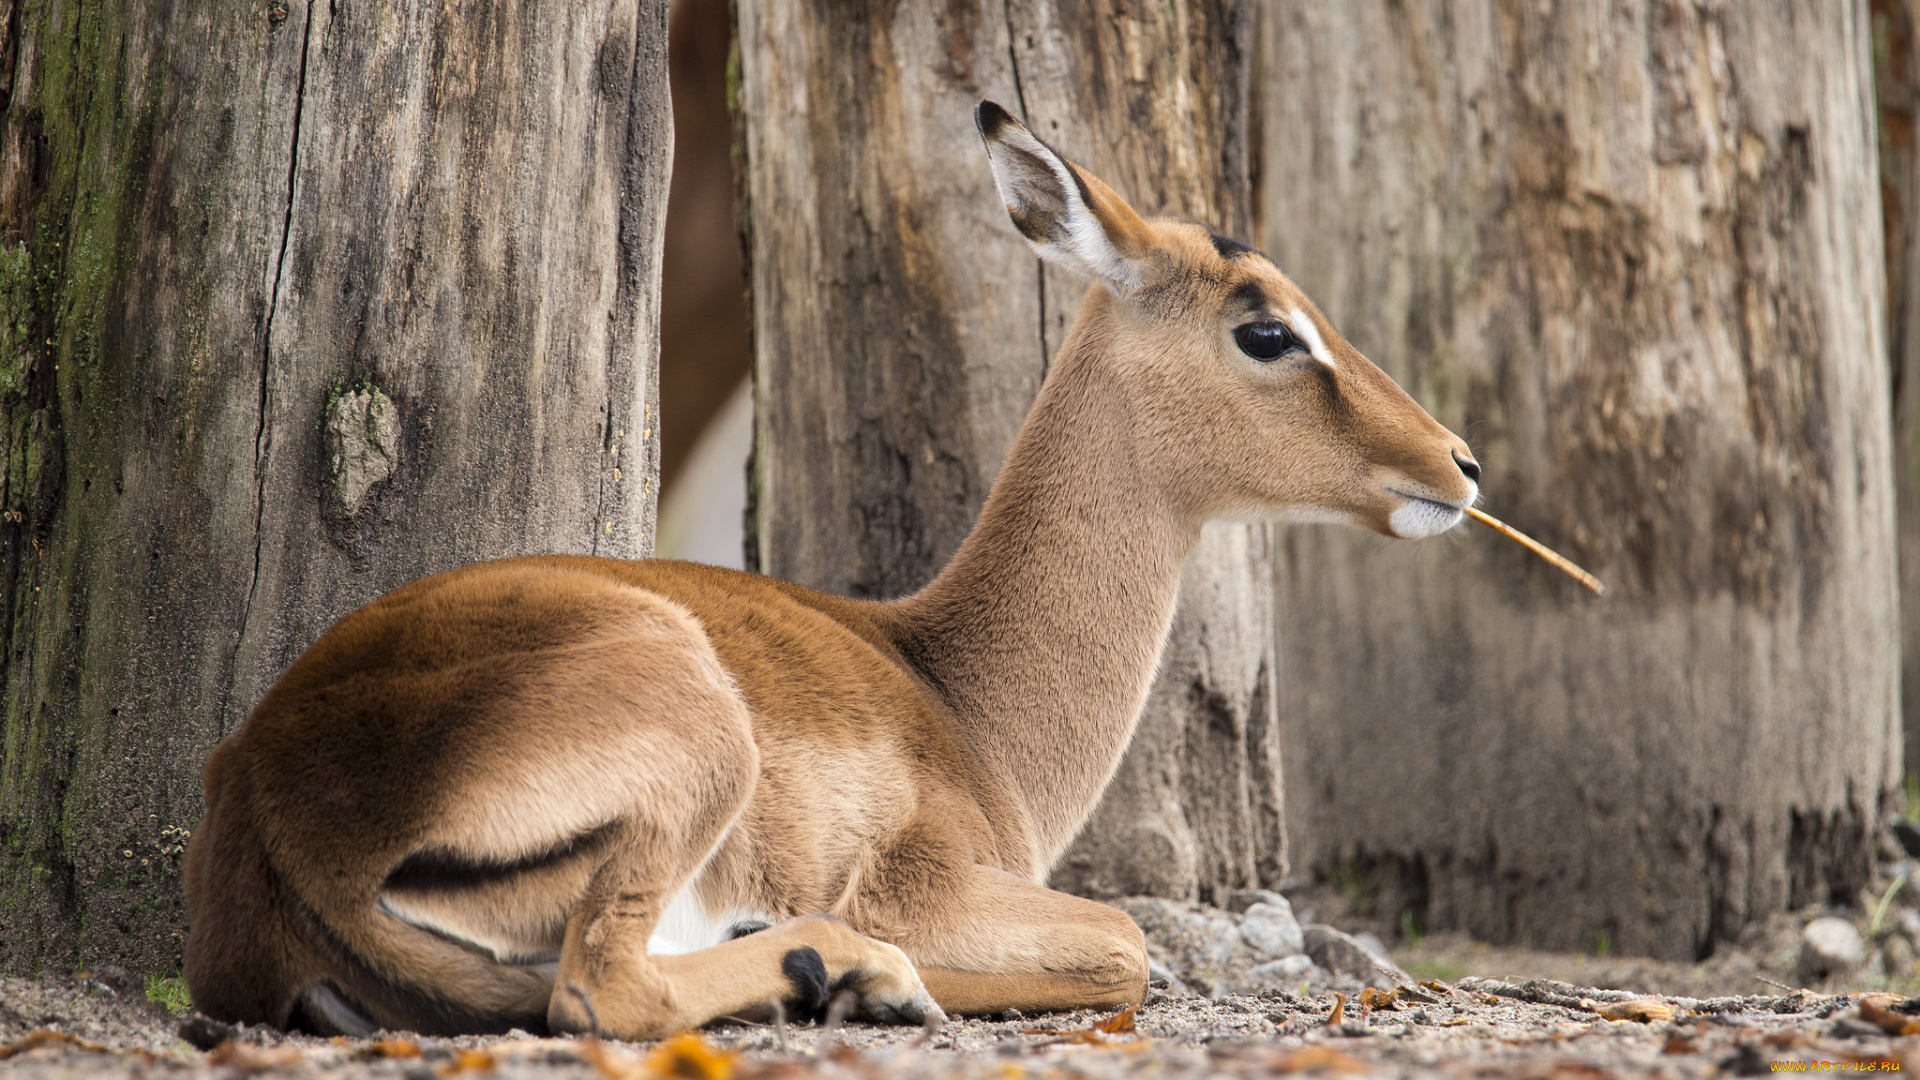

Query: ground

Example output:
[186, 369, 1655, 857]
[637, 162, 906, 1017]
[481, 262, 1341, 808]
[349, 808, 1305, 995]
[3, 889, 1912, 1079]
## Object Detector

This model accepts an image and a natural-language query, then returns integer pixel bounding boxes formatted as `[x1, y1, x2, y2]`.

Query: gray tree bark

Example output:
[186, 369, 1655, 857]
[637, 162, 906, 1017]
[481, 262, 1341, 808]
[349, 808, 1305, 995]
[0, 0, 669, 974]
[1873, 0, 1920, 793]
[1259, 0, 1898, 959]
[735, 0, 1285, 904]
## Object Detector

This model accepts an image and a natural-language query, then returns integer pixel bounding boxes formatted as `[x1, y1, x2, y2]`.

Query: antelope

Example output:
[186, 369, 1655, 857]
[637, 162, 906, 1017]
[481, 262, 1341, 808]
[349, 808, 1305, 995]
[182, 101, 1480, 1039]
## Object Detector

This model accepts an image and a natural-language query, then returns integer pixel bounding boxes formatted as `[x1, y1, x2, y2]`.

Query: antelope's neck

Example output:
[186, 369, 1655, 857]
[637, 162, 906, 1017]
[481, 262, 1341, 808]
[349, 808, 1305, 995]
[880, 345, 1197, 876]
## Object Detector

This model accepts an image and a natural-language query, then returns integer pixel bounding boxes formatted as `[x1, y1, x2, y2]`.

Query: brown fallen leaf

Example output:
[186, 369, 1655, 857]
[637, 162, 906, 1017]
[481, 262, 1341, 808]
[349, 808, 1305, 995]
[0, 1029, 111, 1060]
[370, 1038, 423, 1059]
[1857, 999, 1920, 1036]
[1267, 1045, 1368, 1074]
[1859, 992, 1909, 1010]
[1357, 987, 1399, 1011]
[645, 1033, 736, 1080]
[1326, 992, 1348, 1026]
[575, 1038, 642, 1080]
[207, 1040, 307, 1072]
[1582, 998, 1673, 1023]
[436, 1048, 498, 1076]
[1661, 1034, 1696, 1055]
[1019, 1005, 1140, 1046]
[1418, 980, 1455, 995]
[1481, 994, 1503, 1006]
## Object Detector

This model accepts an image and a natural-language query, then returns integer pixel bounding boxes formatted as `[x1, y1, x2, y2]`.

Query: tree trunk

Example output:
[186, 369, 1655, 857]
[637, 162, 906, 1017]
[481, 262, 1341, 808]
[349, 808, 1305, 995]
[735, 0, 1285, 903]
[1259, 0, 1898, 959]
[0, 0, 669, 975]
[1874, 0, 1920, 796]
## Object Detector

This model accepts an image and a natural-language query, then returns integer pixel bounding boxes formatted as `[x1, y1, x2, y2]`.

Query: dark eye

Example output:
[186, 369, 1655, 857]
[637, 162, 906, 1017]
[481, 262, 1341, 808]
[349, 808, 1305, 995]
[1233, 321, 1306, 362]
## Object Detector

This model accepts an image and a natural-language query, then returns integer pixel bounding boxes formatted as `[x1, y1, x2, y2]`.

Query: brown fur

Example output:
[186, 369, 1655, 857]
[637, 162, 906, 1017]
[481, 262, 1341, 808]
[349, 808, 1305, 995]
[183, 104, 1476, 1038]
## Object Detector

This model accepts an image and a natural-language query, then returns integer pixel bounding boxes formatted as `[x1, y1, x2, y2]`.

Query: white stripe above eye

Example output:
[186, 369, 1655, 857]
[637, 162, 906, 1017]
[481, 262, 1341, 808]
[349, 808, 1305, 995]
[1287, 307, 1338, 371]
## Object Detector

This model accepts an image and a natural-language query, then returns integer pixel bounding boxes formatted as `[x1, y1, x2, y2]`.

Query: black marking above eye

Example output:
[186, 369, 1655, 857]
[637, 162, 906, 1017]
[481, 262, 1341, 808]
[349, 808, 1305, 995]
[1234, 321, 1307, 362]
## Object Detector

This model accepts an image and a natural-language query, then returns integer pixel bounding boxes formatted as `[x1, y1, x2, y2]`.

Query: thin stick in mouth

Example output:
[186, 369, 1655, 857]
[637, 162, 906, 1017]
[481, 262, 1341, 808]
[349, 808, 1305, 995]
[1464, 507, 1606, 597]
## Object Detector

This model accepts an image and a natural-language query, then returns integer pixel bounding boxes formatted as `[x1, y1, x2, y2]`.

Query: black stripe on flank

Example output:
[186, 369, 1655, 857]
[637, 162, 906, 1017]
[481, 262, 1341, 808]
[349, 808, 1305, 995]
[384, 822, 618, 892]
[782, 946, 831, 1018]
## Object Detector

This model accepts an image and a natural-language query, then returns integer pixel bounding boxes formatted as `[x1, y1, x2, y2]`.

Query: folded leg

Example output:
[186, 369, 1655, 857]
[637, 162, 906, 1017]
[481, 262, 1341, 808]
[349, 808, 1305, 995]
[867, 864, 1148, 1016]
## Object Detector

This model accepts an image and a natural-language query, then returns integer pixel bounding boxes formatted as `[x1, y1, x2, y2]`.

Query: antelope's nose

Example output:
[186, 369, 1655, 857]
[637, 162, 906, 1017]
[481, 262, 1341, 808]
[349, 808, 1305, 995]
[1453, 449, 1481, 485]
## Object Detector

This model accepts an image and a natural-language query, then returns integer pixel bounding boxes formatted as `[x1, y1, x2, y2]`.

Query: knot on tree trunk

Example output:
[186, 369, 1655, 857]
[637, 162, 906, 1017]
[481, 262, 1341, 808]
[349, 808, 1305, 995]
[324, 386, 399, 519]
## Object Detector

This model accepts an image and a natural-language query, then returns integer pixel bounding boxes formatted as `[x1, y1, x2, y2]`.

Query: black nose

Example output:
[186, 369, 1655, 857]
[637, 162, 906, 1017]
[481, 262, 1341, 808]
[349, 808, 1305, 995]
[1453, 450, 1481, 484]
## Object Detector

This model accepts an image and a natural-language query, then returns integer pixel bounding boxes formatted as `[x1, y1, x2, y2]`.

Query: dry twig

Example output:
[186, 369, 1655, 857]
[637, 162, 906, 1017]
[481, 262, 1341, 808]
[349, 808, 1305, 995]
[1465, 507, 1605, 595]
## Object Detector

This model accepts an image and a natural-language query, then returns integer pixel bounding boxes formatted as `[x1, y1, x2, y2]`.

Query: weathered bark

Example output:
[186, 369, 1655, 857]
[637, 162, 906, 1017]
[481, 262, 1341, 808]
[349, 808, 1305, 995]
[1874, 0, 1920, 790]
[0, 0, 669, 974]
[1259, 1, 1898, 958]
[735, 0, 1284, 903]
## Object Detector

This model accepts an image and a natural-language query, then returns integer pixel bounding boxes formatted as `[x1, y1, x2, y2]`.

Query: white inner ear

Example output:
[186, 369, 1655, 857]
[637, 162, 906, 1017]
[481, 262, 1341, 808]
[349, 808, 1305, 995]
[987, 127, 1142, 293]
[1287, 307, 1339, 371]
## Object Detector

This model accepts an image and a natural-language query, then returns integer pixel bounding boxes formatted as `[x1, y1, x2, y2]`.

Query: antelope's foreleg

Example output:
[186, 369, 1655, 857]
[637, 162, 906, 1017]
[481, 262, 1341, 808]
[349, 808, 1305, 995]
[873, 864, 1148, 1016]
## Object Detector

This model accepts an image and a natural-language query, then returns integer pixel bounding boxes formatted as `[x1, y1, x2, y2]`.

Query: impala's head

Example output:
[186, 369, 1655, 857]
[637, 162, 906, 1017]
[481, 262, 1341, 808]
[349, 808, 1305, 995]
[977, 102, 1478, 538]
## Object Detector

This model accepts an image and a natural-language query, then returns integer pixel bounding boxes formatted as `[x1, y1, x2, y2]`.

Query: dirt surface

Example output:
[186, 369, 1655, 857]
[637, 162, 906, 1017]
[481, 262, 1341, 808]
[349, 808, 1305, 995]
[3, 967, 1912, 1078]
[6, 881, 1910, 1078]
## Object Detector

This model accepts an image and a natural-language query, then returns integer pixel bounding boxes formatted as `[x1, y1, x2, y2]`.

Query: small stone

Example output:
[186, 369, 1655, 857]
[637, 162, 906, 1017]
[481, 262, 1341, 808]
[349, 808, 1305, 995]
[1228, 889, 1288, 914]
[1799, 916, 1865, 983]
[1303, 924, 1414, 989]
[178, 1014, 236, 1051]
[1248, 955, 1315, 983]
[1240, 899, 1306, 960]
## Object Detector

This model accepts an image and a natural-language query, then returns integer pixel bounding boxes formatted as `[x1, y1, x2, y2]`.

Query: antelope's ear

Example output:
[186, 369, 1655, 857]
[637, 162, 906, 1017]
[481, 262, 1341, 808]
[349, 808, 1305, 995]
[975, 101, 1156, 294]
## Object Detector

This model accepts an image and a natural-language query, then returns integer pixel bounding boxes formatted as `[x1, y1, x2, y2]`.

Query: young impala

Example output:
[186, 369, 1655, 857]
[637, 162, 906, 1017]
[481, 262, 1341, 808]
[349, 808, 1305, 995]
[183, 102, 1479, 1038]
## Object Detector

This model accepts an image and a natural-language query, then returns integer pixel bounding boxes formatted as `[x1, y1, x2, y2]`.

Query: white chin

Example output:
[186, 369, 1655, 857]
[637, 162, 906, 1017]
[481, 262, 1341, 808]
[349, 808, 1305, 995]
[1388, 499, 1464, 539]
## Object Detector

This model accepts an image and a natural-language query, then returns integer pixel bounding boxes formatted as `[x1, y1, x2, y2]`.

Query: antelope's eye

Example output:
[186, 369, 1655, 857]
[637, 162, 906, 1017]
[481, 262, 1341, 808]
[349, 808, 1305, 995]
[1234, 321, 1306, 362]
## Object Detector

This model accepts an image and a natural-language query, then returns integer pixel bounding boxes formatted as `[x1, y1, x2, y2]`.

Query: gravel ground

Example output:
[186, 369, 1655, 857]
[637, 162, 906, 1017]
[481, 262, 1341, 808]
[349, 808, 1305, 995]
[4, 885, 1907, 1078]
[2, 967, 1910, 1079]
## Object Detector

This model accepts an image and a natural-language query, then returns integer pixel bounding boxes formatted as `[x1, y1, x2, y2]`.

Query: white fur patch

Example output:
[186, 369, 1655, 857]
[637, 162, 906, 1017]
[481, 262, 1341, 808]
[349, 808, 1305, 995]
[1388, 497, 1465, 538]
[1287, 308, 1338, 371]
[646, 881, 772, 956]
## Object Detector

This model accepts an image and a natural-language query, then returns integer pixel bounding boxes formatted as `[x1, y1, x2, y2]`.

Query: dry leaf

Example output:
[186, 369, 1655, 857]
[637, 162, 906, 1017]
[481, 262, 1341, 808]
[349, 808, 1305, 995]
[1858, 1000, 1920, 1037]
[644, 1033, 735, 1080]
[371, 1038, 422, 1059]
[1018, 1006, 1139, 1046]
[1481, 995, 1502, 1006]
[207, 1040, 307, 1072]
[1326, 992, 1348, 1026]
[1586, 998, 1673, 1023]
[0, 1029, 111, 1060]
[576, 1038, 642, 1080]
[1357, 987, 1399, 1011]
[437, 1048, 498, 1076]
[1267, 1045, 1368, 1073]
[1418, 980, 1455, 995]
